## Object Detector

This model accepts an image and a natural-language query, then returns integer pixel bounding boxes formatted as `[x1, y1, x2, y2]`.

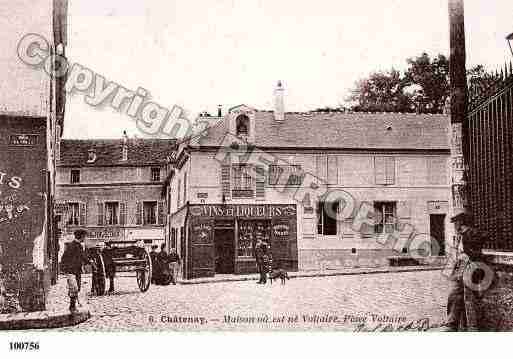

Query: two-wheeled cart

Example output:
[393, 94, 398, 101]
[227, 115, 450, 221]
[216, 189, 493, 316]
[86, 241, 152, 295]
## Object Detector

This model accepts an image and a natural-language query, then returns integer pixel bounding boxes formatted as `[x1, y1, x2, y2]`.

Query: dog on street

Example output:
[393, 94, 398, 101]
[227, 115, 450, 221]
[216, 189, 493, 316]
[268, 269, 290, 285]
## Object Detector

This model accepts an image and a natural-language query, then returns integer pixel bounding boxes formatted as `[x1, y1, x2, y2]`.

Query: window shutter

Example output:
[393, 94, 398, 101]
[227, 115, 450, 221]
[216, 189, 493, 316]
[158, 201, 165, 225]
[221, 164, 231, 199]
[385, 157, 396, 185]
[79, 203, 87, 226]
[255, 166, 265, 198]
[374, 157, 386, 184]
[268, 165, 281, 185]
[119, 202, 127, 225]
[97, 202, 104, 226]
[316, 155, 327, 182]
[136, 202, 142, 225]
[427, 157, 447, 185]
[397, 201, 411, 219]
[327, 155, 338, 184]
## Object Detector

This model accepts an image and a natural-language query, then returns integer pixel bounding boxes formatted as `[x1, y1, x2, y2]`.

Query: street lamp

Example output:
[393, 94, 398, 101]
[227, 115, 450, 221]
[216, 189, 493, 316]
[507, 32, 513, 57]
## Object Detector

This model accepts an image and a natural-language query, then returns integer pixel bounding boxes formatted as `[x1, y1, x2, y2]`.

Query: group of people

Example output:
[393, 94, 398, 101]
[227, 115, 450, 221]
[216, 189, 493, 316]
[60, 230, 181, 313]
[150, 244, 181, 285]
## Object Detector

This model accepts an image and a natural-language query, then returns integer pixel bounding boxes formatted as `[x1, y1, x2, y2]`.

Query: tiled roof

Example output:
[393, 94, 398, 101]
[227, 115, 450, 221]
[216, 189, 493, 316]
[192, 111, 450, 150]
[59, 139, 176, 167]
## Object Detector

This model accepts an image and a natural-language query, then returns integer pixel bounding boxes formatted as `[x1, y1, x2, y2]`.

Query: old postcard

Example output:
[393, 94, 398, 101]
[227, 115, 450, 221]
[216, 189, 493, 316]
[0, 1, 513, 350]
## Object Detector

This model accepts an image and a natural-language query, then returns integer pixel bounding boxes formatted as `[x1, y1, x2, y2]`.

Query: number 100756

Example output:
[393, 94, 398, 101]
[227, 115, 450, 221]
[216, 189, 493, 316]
[9, 342, 39, 351]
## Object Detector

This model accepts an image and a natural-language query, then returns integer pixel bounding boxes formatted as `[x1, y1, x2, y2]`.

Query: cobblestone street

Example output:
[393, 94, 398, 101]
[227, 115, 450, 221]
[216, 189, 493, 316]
[58, 269, 449, 331]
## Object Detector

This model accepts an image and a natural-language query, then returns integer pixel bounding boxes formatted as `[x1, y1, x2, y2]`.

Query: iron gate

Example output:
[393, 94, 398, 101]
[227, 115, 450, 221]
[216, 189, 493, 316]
[468, 70, 513, 250]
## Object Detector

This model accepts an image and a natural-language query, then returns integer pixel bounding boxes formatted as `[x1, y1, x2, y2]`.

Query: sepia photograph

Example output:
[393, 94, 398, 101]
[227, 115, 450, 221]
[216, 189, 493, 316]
[0, 0, 513, 355]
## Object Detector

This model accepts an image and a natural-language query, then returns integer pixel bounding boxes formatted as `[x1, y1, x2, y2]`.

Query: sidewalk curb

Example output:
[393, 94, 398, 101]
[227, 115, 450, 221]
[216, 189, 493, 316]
[178, 266, 445, 285]
[0, 308, 90, 330]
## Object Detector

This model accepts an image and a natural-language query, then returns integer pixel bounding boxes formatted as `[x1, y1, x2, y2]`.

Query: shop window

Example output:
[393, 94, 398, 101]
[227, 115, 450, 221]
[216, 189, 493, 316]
[70, 169, 80, 184]
[238, 221, 271, 258]
[151, 167, 161, 182]
[105, 202, 119, 226]
[317, 201, 339, 235]
[374, 202, 397, 234]
[269, 165, 303, 186]
[236, 115, 250, 138]
[143, 201, 158, 225]
[375, 157, 395, 185]
[232, 164, 254, 198]
[67, 202, 80, 226]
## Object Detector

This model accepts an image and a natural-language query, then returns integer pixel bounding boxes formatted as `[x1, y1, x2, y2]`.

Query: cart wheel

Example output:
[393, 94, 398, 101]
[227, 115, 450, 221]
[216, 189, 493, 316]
[136, 250, 152, 292]
[92, 253, 106, 296]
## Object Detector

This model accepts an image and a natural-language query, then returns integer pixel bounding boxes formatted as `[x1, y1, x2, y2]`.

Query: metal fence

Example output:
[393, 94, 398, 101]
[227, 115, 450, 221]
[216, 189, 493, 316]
[468, 67, 513, 250]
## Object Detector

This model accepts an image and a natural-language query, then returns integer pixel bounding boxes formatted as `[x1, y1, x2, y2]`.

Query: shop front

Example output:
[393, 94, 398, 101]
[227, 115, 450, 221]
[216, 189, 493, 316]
[185, 204, 298, 279]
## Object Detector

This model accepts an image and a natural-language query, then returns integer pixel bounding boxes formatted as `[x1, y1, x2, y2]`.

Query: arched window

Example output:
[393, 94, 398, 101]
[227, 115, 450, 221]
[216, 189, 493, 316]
[236, 115, 250, 137]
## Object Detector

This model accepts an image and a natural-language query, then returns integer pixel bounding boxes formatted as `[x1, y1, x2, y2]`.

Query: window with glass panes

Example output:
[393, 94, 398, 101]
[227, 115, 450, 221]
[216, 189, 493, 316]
[143, 201, 158, 225]
[151, 167, 161, 182]
[317, 201, 339, 235]
[105, 202, 119, 226]
[232, 164, 254, 197]
[374, 202, 397, 234]
[70, 170, 80, 184]
[67, 202, 80, 226]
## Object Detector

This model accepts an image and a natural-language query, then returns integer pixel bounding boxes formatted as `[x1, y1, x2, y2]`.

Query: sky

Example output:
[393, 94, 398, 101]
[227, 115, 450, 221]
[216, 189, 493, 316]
[63, 0, 513, 138]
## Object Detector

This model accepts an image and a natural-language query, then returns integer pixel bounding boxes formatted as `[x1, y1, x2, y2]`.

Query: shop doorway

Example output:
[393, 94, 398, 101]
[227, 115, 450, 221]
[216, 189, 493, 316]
[429, 214, 446, 256]
[214, 229, 235, 274]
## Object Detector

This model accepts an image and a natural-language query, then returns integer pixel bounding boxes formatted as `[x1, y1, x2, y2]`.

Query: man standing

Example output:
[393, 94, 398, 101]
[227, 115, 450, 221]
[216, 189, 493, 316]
[168, 248, 181, 285]
[446, 209, 486, 331]
[103, 242, 116, 293]
[60, 229, 90, 312]
[254, 239, 269, 284]
[150, 245, 159, 284]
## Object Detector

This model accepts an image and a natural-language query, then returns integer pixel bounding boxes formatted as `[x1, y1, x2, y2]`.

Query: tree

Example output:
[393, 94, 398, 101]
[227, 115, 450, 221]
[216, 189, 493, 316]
[348, 69, 411, 112]
[348, 53, 450, 113]
[403, 53, 450, 114]
[347, 53, 496, 114]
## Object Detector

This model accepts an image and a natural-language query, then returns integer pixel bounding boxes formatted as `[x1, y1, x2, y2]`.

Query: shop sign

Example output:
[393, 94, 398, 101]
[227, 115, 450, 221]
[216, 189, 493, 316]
[273, 223, 290, 237]
[197, 193, 208, 199]
[190, 204, 296, 218]
[87, 227, 121, 239]
[192, 223, 212, 244]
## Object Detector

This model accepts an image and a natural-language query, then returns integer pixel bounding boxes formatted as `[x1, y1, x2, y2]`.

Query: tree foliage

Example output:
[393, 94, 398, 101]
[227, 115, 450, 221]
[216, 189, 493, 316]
[348, 52, 492, 114]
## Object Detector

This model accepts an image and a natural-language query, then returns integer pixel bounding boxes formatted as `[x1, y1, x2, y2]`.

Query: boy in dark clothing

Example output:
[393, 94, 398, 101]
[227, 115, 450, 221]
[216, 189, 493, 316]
[167, 248, 181, 285]
[60, 229, 90, 312]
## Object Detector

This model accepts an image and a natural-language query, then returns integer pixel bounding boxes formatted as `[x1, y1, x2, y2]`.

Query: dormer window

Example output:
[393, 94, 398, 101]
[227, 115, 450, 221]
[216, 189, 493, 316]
[236, 115, 250, 138]
[87, 149, 97, 163]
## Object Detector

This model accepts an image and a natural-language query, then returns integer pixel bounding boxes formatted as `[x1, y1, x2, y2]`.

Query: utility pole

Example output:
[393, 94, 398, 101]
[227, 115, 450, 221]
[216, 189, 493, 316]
[448, 0, 469, 217]
[448, 0, 481, 330]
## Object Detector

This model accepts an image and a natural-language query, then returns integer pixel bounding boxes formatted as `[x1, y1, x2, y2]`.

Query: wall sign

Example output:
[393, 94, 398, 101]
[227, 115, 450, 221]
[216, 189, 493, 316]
[197, 193, 208, 199]
[9, 134, 38, 146]
[427, 201, 449, 213]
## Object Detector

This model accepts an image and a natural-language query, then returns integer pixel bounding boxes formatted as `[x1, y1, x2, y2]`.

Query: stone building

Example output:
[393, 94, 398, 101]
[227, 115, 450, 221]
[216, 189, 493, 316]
[166, 83, 452, 279]
[0, 0, 68, 312]
[56, 135, 175, 251]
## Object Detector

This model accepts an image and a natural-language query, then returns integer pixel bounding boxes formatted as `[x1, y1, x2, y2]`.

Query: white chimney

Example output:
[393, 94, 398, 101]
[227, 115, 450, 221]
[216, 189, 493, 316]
[274, 81, 285, 122]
